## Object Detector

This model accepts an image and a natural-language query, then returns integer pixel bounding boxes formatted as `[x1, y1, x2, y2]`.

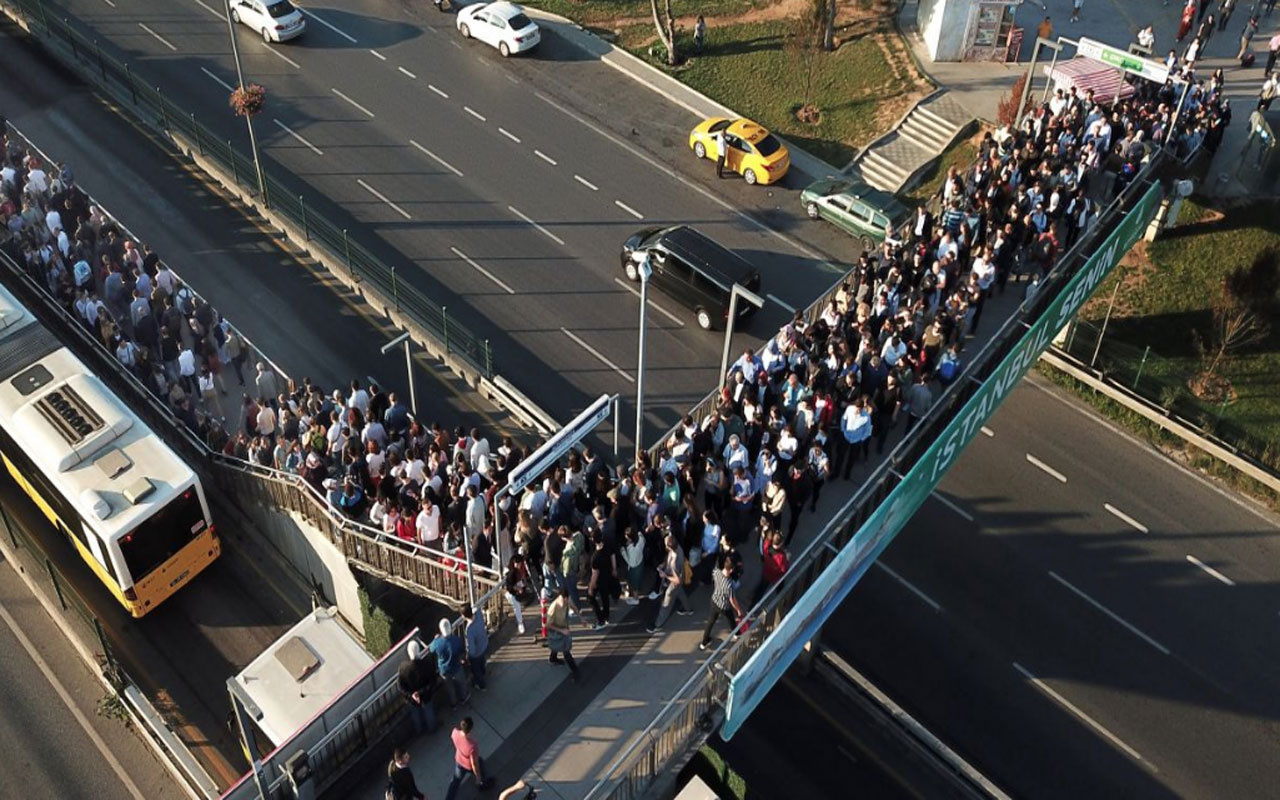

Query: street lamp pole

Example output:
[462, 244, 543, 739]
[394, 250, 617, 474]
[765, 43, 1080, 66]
[634, 254, 652, 463]
[718, 283, 766, 392]
[380, 332, 417, 415]
[222, 8, 268, 205]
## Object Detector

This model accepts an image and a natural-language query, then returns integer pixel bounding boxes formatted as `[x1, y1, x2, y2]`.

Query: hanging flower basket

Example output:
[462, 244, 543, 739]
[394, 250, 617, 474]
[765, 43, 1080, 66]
[229, 83, 267, 117]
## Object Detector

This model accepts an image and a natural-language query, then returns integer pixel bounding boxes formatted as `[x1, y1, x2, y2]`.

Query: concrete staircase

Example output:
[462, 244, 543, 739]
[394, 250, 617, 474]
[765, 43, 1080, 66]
[853, 92, 974, 194]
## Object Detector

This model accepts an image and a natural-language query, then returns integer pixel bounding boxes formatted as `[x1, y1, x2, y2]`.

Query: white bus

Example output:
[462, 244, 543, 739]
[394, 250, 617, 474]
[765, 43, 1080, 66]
[0, 281, 218, 616]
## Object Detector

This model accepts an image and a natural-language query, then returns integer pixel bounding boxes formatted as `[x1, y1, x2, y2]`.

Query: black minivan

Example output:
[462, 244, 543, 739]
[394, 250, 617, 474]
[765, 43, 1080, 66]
[620, 225, 763, 331]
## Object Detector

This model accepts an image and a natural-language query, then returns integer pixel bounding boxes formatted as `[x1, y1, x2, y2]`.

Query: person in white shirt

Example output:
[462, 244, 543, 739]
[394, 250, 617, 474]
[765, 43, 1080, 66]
[177, 346, 197, 394]
[722, 434, 749, 472]
[775, 426, 799, 466]
[469, 430, 490, 473]
[257, 404, 277, 439]
[416, 496, 442, 547]
[347, 379, 370, 416]
[971, 247, 996, 294]
[881, 334, 907, 367]
[363, 418, 388, 449]
[464, 484, 486, 543]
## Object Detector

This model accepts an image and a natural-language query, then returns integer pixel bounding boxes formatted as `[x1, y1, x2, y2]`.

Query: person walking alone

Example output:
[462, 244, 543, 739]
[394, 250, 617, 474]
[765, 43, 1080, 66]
[646, 534, 694, 632]
[699, 559, 744, 650]
[397, 639, 438, 736]
[694, 14, 707, 53]
[462, 605, 489, 692]
[546, 587, 581, 682]
[444, 717, 494, 800]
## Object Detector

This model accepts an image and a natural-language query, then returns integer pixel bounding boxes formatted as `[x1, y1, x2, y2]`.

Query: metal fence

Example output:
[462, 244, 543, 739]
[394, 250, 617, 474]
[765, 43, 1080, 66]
[590, 156, 1166, 800]
[3, 0, 493, 379]
[1060, 317, 1280, 474]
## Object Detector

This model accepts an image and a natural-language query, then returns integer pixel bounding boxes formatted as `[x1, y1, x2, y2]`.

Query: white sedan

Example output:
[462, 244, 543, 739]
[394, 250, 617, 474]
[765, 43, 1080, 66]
[456, 2, 540, 57]
[229, 0, 306, 42]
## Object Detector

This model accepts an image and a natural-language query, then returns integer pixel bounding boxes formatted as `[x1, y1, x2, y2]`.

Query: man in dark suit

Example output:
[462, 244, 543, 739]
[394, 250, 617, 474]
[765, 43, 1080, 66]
[911, 205, 933, 244]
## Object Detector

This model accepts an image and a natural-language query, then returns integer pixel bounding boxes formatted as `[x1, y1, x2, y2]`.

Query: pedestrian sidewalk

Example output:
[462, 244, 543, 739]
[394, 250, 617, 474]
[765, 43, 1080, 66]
[352, 285, 1032, 800]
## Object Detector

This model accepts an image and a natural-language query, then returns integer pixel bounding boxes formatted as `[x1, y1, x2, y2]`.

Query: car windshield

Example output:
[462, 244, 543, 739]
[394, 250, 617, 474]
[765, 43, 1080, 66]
[507, 12, 532, 28]
[825, 181, 852, 197]
[266, 0, 295, 17]
[755, 134, 782, 156]
[709, 120, 733, 132]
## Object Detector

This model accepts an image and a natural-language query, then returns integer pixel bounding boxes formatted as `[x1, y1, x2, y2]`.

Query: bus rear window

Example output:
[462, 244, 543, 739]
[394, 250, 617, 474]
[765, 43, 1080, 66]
[119, 488, 206, 582]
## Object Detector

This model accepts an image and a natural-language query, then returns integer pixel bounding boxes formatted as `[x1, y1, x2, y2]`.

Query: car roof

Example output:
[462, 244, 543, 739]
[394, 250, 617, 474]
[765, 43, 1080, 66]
[654, 225, 757, 289]
[484, 1, 525, 18]
[726, 119, 771, 144]
[839, 180, 909, 219]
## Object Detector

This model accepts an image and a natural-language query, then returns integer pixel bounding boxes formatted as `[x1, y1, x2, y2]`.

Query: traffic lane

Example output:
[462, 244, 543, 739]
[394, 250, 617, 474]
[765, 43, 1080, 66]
[873, 497, 1280, 798]
[0, 28, 507, 431]
[0, 556, 184, 800]
[942, 381, 1280, 709]
[717, 670, 920, 800]
[72, 0, 841, 309]
[48, 6, 745, 405]
[829, 559, 1176, 799]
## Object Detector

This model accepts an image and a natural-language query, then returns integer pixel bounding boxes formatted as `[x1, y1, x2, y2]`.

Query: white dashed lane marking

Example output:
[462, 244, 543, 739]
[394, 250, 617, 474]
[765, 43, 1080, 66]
[300, 8, 358, 42]
[137, 23, 177, 51]
[332, 88, 375, 118]
[534, 150, 557, 166]
[612, 278, 684, 327]
[356, 179, 411, 220]
[200, 67, 234, 92]
[508, 206, 564, 246]
[1013, 662, 1151, 768]
[409, 140, 463, 177]
[1104, 503, 1149, 534]
[614, 200, 644, 220]
[450, 247, 515, 295]
[1186, 555, 1235, 586]
[1026, 453, 1067, 483]
[272, 119, 324, 156]
[560, 328, 633, 383]
[574, 174, 599, 191]
[1048, 571, 1170, 655]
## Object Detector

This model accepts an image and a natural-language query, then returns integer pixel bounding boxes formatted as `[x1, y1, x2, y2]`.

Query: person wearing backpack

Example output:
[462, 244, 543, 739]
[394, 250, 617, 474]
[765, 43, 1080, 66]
[386, 747, 424, 800]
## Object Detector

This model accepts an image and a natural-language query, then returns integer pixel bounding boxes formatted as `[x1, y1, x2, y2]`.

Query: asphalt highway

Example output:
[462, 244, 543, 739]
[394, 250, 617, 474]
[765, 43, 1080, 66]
[0, 549, 183, 800]
[32, 0, 860, 443]
[827, 375, 1280, 799]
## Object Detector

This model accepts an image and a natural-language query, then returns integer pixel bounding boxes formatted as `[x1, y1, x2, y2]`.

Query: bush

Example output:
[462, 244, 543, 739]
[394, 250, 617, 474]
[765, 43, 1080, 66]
[229, 83, 266, 117]
[359, 587, 394, 658]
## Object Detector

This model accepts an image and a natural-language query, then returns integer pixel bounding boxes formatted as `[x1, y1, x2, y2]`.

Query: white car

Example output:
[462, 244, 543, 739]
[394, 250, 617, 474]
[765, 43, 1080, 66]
[456, 2, 540, 57]
[229, 0, 306, 43]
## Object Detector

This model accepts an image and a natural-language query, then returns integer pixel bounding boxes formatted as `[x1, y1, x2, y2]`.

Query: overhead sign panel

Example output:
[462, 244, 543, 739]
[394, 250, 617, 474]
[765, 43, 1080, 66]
[505, 393, 612, 496]
[721, 183, 1163, 740]
[1077, 37, 1174, 84]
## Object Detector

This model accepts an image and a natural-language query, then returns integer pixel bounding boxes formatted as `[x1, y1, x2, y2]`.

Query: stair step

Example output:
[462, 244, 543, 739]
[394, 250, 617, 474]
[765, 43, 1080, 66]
[899, 120, 952, 152]
[862, 150, 910, 179]
[916, 105, 966, 136]
[905, 110, 957, 142]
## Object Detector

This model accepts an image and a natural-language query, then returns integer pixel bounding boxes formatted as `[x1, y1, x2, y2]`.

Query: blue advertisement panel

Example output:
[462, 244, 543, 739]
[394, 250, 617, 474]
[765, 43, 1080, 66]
[721, 183, 1162, 739]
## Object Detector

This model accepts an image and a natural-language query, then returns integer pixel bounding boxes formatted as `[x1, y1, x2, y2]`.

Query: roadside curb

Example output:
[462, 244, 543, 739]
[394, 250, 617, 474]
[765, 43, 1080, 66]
[523, 8, 844, 182]
[1039, 348, 1280, 496]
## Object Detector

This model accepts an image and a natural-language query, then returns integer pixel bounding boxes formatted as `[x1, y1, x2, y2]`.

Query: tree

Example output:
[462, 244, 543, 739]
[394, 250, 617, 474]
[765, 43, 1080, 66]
[996, 73, 1029, 128]
[819, 0, 837, 52]
[788, 8, 825, 123]
[649, 0, 678, 66]
[1192, 258, 1275, 400]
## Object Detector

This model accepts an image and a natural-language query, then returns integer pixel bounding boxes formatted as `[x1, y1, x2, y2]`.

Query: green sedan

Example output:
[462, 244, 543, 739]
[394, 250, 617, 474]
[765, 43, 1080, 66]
[800, 178, 910, 251]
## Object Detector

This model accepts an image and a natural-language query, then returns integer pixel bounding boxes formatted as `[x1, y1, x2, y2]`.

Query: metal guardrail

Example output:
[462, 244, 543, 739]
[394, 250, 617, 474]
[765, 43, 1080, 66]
[2, 0, 494, 379]
[591, 157, 1166, 800]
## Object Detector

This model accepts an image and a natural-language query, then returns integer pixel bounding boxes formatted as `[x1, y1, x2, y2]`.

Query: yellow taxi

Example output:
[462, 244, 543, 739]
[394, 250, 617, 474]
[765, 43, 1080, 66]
[688, 117, 790, 185]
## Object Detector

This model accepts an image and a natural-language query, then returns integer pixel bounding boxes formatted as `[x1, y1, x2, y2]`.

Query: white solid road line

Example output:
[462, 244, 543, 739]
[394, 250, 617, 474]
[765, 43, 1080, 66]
[272, 119, 324, 156]
[1186, 554, 1236, 586]
[398, 66, 417, 79]
[981, 426, 995, 437]
[0, 602, 147, 800]
[1104, 503, 1149, 534]
[508, 206, 564, 246]
[299, 8, 358, 42]
[1026, 452, 1067, 483]
[464, 106, 487, 122]
[1048, 571, 1170, 655]
[450, 247, 515, 295]
[428, 84, 449, 99]
[356, 179, 411, 220]
[499, 127, 521, 143]
[101, 0, 116, 6]
[408, 140, 463, 177]
[574, 174, 599, 191]
[332, 88, 375, 118]
[200, 66, 234, 92]
[560, 328, 634, 383]
[1012, 662, 1151, 767]
[614, 199, 644, 220]
[534, 149, 557, 166]
[137, 23, 178, 52]
[612, 278, 685, 326]
[768, 294, 797, 314]
[369, 49, 386, 61]
[930, 491, 974, 522]
[873, 561, 942, 612]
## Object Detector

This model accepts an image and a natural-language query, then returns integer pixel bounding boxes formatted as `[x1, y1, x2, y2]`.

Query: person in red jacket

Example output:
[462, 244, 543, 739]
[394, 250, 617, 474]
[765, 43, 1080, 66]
[755, 530, 791, 607]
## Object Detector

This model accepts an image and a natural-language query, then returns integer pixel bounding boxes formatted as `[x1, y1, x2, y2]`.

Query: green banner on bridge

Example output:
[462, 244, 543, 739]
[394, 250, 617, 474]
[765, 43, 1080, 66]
[723, 182, 1163, 740]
